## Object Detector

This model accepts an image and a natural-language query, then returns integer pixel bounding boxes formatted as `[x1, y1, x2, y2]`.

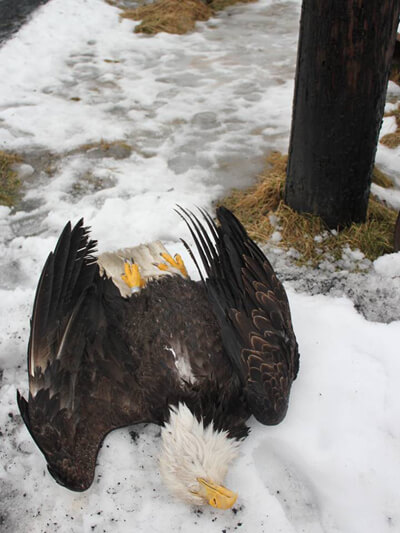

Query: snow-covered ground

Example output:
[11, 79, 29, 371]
[1, 1, 400, 532]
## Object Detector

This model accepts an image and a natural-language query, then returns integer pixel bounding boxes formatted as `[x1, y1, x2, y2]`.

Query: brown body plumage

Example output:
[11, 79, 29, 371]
[17, 207, 299, 494]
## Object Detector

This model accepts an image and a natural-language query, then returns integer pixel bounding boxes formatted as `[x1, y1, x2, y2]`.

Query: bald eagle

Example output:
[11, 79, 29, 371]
[17, 207, 299, 509]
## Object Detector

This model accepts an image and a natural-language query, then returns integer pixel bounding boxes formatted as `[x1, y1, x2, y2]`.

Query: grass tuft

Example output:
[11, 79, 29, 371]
[119, 0, 256, 35]
[372, 166, 393, 188]
[220, 152, 397, 266]
[0, 151, 22, 207]
[77, 139, 132, 158]
[121, 0, 213, 35]
[380, 107, 400, 149]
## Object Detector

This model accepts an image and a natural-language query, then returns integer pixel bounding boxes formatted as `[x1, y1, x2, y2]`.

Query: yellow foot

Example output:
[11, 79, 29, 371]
[156, 252, 188, 278]
[121, 261, 146, 293]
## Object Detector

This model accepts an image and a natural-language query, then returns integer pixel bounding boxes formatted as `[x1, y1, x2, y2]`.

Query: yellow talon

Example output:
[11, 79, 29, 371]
[157, 252, 188, 278]
[157, 262, 169, 272]
[121, 261, 146, 291]
[174, 254, 188, 278]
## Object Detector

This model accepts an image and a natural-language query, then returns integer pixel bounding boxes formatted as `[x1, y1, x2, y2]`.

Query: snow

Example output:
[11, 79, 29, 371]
[1, 1, 400, 532]
[374, 251, 400, 278]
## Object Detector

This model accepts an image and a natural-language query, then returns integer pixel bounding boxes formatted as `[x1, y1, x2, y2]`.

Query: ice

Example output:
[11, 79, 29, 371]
[0, 0, 299, 200]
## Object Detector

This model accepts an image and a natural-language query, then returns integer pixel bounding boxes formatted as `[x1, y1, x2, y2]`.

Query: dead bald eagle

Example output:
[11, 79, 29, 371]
[17, 207, 299, 509]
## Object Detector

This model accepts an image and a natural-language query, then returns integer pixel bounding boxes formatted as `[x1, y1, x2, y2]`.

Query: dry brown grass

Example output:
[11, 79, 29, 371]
[372, 166, 393, 188]
[77, 139, 132, 157]
[0, 151, 22, 207]
[380, 107, 400, 149]
[119, 0, 256, 35]
[121, 0, 213, 35]
[220, 152, 397, 265]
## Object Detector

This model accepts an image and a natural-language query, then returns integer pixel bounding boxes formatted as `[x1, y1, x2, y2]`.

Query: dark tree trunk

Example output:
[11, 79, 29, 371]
[285, 1, 400, 228]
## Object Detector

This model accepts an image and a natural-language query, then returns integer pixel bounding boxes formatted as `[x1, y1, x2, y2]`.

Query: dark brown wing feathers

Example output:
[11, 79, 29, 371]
[27, 220, 98, 377]
[17, 221, 146, 491]
[180, 206, 299, 425]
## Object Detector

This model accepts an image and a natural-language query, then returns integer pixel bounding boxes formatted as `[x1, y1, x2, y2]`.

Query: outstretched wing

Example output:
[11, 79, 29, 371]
[179, 206, 299, 425]
[17, 220, 148, 491]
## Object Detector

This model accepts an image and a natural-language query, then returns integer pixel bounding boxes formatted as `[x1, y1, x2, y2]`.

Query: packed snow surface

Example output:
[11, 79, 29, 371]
[1, 1, 400, 532]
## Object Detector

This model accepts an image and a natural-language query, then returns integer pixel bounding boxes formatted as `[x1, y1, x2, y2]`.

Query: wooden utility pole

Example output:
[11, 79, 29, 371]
[285, 1, 400, 228]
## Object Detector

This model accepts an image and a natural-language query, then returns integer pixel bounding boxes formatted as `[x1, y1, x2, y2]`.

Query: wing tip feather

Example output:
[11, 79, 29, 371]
[16, 389, 30, 427]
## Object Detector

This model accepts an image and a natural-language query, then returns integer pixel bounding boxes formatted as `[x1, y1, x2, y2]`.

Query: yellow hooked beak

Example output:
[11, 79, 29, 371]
[196, 478, 238, 510]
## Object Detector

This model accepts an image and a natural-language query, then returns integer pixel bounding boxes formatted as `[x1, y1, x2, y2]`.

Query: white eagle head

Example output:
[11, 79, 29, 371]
[159, 403, 241, 509]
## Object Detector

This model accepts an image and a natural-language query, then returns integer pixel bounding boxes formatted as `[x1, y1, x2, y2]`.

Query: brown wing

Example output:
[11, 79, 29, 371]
[179, 206, 299, 425]
[17, 220, 149, 491]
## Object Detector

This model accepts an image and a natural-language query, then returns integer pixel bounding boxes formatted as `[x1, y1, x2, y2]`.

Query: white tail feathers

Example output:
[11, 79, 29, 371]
[98, 241, 179, 297]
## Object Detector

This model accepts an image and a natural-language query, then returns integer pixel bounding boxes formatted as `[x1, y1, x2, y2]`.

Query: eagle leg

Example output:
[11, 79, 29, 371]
[121, 261, 146, 293]
[156, 252, 188, 278]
